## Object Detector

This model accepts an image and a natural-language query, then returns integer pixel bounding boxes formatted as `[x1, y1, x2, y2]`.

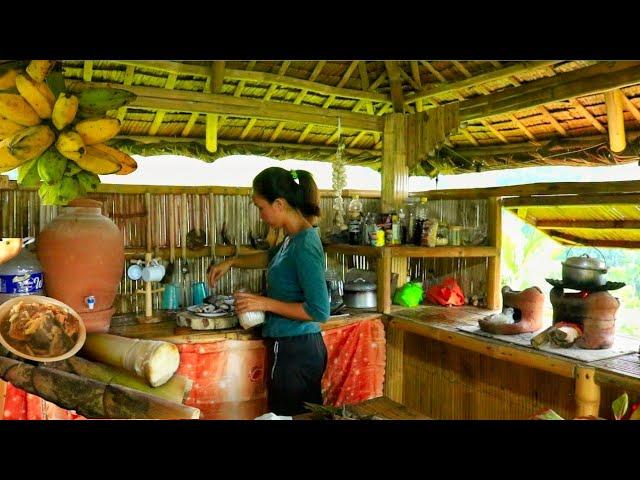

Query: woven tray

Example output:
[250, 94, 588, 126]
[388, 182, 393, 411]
[176, 311, 238, 330]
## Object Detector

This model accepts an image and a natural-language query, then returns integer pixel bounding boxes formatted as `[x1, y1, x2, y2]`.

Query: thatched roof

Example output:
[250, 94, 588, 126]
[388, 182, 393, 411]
[22, 60, 640, 176]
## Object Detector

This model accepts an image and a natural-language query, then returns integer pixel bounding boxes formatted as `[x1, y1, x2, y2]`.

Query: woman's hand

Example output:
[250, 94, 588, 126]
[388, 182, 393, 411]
[234, 292, 271, 314]
[207, 259, 234, 287]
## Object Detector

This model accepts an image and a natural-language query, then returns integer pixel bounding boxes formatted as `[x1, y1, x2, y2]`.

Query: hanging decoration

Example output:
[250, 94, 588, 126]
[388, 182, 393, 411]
[331, 118, 348, 235]
[0, 60, 138, 205]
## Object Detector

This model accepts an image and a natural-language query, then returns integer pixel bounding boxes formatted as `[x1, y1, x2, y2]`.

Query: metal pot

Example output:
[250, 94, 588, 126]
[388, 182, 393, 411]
[343, 277, 377, 309]
[561, 248, 608, 288]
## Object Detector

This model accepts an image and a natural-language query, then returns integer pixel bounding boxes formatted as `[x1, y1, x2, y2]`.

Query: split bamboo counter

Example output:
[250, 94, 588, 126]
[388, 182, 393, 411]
[384, 304, 640, 419]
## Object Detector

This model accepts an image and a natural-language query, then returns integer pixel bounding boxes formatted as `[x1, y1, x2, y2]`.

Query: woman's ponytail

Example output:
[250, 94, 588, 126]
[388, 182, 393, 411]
[252, 167, 321, 219]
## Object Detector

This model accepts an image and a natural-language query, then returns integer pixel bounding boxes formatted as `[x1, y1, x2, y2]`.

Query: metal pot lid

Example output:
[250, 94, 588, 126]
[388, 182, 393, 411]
[344, 277, 377, 292]
[562, 254, 606, 271]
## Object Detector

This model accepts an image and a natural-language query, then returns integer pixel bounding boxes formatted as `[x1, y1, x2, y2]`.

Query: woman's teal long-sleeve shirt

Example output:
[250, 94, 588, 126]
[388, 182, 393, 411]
[263, 227, 330, 338]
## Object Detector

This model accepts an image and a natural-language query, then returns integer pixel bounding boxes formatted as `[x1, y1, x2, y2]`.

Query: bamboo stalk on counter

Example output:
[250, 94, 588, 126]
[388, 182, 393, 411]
[0, 355, 200, 419]
[48, 356, 193, 404]
[81, 333, 180, 387]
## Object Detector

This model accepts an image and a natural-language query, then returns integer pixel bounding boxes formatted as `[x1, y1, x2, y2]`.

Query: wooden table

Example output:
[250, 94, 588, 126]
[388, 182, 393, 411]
[109, 310, 382, 344]
[295, 396, 430, 420]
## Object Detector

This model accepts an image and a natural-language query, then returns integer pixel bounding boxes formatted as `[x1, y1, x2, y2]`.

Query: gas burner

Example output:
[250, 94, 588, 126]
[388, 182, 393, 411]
[545, 278, 625, 292]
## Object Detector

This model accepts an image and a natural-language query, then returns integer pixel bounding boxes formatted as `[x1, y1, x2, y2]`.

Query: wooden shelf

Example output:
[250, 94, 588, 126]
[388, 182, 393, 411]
[323, 244, 497, 258]
[323, 244, 382, 257]
[388, 245, 497, 258]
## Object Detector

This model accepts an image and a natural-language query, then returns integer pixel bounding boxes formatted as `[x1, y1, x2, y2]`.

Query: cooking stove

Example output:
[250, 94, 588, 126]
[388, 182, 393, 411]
[549, 287, 619, 349]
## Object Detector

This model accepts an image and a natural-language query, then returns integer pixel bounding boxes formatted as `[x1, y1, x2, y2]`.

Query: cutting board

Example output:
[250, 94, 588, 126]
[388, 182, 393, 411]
[176, 311, 238, 330]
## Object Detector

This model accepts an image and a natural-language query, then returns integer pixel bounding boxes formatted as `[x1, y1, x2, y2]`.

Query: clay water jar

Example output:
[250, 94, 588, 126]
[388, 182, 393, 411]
[37, 198, 124, 333]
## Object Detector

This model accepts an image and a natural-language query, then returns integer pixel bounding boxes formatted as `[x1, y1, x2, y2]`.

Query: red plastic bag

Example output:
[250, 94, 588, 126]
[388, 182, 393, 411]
[426, 277, 465, 306]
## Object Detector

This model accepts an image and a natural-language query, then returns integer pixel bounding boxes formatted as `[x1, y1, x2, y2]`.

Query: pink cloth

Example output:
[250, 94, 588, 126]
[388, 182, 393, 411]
[321, 319, 386, 406]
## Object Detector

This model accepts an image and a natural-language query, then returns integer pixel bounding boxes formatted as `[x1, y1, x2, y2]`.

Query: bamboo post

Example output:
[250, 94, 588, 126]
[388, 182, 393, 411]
[181, 193, 188, 260]
[575, 366, 601, 418]
[604, 89, 626, 153]
[169, 195, 176, 263]
[383, 323, 404, 404]
[144, 252, 153, 318]
[209, 192, 216, 258]
[145, 192, 152, 254]
[181, 193, 189, 306]
[136, 193, 163, 324]
[381, 113, 409, 296]
[377, 248, 392, 314]
[486, 196, 502, 310]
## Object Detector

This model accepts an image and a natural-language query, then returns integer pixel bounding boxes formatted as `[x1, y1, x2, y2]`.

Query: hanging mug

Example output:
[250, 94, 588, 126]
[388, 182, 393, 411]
[142, 259, 165, 282]
[127, 263, 143, 281]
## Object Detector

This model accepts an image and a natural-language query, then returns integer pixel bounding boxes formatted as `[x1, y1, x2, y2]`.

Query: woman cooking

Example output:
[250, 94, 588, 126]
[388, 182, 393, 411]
[208, 167, 330, 416]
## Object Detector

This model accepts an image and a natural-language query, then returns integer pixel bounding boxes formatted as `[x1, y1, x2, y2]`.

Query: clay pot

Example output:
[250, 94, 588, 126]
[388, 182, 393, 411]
[37, 198, 124, 333]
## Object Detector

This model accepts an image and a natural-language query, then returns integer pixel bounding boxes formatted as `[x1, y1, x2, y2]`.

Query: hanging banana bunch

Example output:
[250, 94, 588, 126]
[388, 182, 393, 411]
[0, 59, 139, 205]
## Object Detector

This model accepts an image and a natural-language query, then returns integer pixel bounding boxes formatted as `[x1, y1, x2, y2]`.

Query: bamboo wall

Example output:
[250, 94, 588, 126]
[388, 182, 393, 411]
[386, 326, 639, 419]
[408, 199, 489, 302]
[1, 186, 491, 315]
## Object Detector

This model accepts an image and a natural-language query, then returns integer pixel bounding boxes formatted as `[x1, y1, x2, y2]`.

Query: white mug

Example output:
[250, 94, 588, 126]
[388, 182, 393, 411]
[142, 260, 165, 282]
[127, 263, 143, 281]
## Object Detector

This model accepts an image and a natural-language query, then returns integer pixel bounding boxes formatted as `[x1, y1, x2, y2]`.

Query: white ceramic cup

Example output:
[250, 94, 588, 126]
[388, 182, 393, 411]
[142, 261, 165, 282]
[127, 263, 143, 281]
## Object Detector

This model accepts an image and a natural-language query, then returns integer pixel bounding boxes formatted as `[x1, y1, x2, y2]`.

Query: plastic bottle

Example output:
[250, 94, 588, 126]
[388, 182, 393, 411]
[391, 213, 400, 245]
[0, 247, 44, 304]
[347, 195, 363, 245]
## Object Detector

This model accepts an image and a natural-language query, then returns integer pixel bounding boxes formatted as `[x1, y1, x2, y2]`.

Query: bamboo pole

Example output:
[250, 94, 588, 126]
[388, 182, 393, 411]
[209, 192, 216, 258]
[575, 366, 601, 418]
[0, 355, 200, 419]
[81, 333, 180, 387]
[181, 193, 188, 260]
[383, 322, 404, 404]
[377, 248, 392, 314]
[48, 356, 192, 404]
[169, 195, 176, 262]
[486, 197, 502, 311]
[604, 89, 626, 153]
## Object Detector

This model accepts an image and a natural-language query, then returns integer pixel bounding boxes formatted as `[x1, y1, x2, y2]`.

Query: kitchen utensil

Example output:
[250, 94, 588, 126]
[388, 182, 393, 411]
[343, 277, 377, 309]
[187, 305, 229, 318]
[561, 248, 608, 288]
[192, 281, 207, 305]
[127, 262, 143, 281]
[162, 283, 179, 310]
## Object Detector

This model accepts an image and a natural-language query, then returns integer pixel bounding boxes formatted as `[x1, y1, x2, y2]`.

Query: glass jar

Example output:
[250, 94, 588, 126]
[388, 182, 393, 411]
[450, 226, 462, 246]
[436, 222, 449, 246]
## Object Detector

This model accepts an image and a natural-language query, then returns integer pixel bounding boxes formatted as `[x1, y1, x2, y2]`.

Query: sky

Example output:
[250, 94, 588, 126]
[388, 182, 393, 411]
[7, 153, 640, 191]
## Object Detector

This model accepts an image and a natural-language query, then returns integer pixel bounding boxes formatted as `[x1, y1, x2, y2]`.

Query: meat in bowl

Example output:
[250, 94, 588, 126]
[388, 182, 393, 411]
[1, 300, 81, 358]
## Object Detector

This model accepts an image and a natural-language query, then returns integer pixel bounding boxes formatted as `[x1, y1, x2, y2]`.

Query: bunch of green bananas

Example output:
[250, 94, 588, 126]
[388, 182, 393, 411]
[0, 60, 138, 205]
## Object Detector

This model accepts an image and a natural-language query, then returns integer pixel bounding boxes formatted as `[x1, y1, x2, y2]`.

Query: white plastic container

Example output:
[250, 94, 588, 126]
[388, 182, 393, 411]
[234, 287, 265, 329]
[238, 310, 265, 330]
